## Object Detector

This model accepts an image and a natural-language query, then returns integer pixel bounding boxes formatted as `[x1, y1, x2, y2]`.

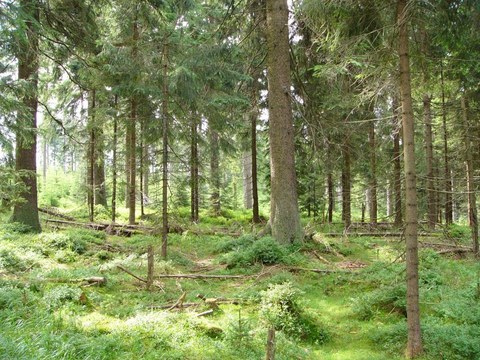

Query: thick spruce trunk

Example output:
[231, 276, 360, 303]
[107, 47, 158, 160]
[424, 94, 436, 229]
[12, 0, 41, 232]
[265, 0, 302, 243]
[441, 67, 453, 225]
[161, 41, 169, 258]
[397, 0, 423, 356]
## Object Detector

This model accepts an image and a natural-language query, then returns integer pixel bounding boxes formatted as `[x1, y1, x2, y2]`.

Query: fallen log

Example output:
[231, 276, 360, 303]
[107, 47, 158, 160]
[117, 265, 147, 283]
[156, 273, 246, 279]
[196, 309, 214, 317]
[45, 276, 107, 286]
[288, 267, 351, 274]
[39, 207, 77, 221]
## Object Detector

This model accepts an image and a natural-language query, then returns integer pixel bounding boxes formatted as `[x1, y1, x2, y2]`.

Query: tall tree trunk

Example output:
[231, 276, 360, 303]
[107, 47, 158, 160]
[111, 95, 118, 223]
[87, 90, 95, 222]
[190, 115, 199, 223]
[251, 103, 261, 224]
[397, 0, 422, 356]
[368, 117, 377, 224]
[127, 17, 139, 225]
[441, 66, 453, 225]
[424, 94, 436, 229]
[12, 0, 41, 232]
[392, 98, 403, 227]
[265, 0, 302, 243]
[125, 129, 130, 209]
[140, 119, 145, 217]
[161, 41, 169, 258]
[209, 126, 221, 216]
[42, 137, 47, 188]
[327, 172, 334, 223]
[93, 92, 107, 207]
[342, 139, 351, 228]
[461, 96, 478, 255]
[242, 150, 253, 209]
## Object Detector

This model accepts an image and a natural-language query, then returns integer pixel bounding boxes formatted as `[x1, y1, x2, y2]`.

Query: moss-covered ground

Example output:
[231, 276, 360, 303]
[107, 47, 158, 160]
[0, 213, 479, 359]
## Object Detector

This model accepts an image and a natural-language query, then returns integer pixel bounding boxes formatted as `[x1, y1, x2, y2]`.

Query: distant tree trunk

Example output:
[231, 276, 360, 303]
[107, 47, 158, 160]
[242, 150, 253, 209]
[392, 98, 403, 227]
[127, 17, 139, 225]
[87, 90, 95, 222]
[209, 126, 221, 216]
[111, 95, 118, 223]
[251, 103, 260, 224]
[190, 115, 199, 223]
[12, 0, 41, 232]
[266, 0, 302, 243]
[161, 41, 169, 258]
[368, 117, 377, 224]
[42, 137, 47, 188]
[140, 119, 145, 217]
[397, 0, 423, 356]
[93, 93, 107, 207]
[128, 97, 137, 225]
[461, 96, 478, 255]
[125, 129, 130, 209]
[143, 145, 149, 199]
[424, 94, 436, 229]
[342, 139, 351, 228]
[327, 172, 334, 223]
[441, 66, 453, 225]
[386, 181, 393, 218]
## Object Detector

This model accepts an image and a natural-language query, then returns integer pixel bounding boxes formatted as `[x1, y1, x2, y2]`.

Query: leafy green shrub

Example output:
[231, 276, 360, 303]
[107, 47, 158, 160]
[64, 228, 106, 244]
[445, 224, 470, 243]
[43, 285, 83, 310]
[259, 282, 329, 343]
[0, 249, 28, 272]
[222, 237, 287, 268]
[2, 222, 34, 234]
[215, 234, 255, 253]
[54, 249, 77, 263]
[0, 286, 25, 310]
[352, 284, 407, 320]
[96, 250, 114, 261]
[40, 233, 71, 249]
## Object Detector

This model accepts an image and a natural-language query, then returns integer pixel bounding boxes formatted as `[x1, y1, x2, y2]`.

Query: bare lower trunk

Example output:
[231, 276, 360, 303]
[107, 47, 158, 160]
[397, 0, 423, 356]
[111, 95, 118, 223]
[441, 66, 452, 225]
[393, 98, 403, 227]
[88, 90, 95, 222]
[424, 94, 436, 229]
[327, 172, 333, 223]
[190, 115, 199, 223]
[342, 139, 351, 228]
[368, 118, 377, 224]
[128, 97, 136, 225]
[210, 127, 221, 216]
[12, 0, 41, 232]
[161, 41, 169, 258]
[265, 328, 275, 360]
[242, 150, 253, 209]
[266, 0, 302, 243]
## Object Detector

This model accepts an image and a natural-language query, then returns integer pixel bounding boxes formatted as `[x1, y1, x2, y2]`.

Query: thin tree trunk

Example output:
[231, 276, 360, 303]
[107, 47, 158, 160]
[88, 90, 95, 222]
[112, 95, 118, 223]
[190, 115, 199, 223]
[392, 98, 403, 227]
[12, 0, 41, 232]
[368, 117, 377, 224]
[140, 119, 145, 217]
[93, 92, 107, 207]
[266, 0, 302, 243]
[424, 94, 436, 229]
[210, 127, 221, 216]
[441, 65, 453, 225]
[397, 0, 422, 356]
[342, 139, 351, 228]
[161, 41, 169, 258]
[42, 137, 47, 188]
[242, 150, 253, 209]
[251, 104, 260, 224]
[265, 328, 275, 360]
[327, 172, 333, 223]
[461, 96, 478, 255]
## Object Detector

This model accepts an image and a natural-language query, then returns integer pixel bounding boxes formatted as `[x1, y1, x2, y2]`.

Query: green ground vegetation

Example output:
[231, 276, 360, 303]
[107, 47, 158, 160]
[0, 214, 479, 360]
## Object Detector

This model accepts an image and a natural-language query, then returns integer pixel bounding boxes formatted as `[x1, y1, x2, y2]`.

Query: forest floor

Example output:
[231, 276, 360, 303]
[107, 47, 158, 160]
[0, 212, 479, 359]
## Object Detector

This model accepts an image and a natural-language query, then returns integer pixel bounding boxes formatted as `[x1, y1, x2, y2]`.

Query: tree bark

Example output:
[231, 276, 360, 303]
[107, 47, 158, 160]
[87, 90, 95, 222]
[12, 0, 41, 232]
[397, 0, 423, 356]
[266, 0, 302, 243]
[161, 41, 169, 258]
[368, 117, 377, 224]
[461, 96, 478, 255]
[251, 103, 261, 224]
[111, 95, 118, 223]
[423, 94, 436, 229]
[441, 66, 452, 225]
[327, 172, 334, 223]
[342, 139, 351, 228]
[242, 150, 253, 209]
[209, 126, 221, 216]
[190, 115, 199, 223]
[392, 98, 403, 227]
[93, 92, 107, 207]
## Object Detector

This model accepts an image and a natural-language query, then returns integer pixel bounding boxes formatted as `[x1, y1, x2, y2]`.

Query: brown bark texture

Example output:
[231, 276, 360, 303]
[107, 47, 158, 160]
[397, 0, 423, 356]
[266, 0, 302, 243]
